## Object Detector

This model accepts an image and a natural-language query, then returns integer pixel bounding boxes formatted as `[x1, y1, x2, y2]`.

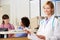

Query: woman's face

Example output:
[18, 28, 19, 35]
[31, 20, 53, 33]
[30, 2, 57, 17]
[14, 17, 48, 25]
[3, 19, 9, 24]
[43, 5, 53, 16]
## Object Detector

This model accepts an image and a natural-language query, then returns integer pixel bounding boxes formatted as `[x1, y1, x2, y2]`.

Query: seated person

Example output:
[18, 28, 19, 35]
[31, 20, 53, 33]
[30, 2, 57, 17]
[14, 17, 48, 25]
[15, 17, 30, 37]
[0, 14, 15, 38]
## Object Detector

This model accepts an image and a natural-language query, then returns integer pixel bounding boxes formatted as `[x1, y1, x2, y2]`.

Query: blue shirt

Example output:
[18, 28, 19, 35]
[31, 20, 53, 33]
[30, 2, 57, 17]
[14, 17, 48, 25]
[15, 27, 27, 37]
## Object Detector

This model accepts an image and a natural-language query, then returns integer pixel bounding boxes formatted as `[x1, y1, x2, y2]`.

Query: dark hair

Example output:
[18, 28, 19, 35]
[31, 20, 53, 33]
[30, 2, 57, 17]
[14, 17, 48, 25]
[2, 14, 9, 24]
[21, 17, 30, 27]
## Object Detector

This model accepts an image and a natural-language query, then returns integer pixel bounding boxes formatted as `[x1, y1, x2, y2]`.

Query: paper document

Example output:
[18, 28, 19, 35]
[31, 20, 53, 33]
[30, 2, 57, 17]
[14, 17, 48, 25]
[28, 33, 43, 40]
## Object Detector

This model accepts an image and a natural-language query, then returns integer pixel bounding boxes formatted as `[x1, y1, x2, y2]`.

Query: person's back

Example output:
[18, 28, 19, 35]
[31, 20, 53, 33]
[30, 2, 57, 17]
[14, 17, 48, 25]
[15, 17, 30, 37]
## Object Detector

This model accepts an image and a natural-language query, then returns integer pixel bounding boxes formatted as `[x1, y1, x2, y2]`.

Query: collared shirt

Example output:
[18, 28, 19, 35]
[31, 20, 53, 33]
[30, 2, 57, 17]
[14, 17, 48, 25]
[0, 23, 15, 30]
[15, 26, 29, 37]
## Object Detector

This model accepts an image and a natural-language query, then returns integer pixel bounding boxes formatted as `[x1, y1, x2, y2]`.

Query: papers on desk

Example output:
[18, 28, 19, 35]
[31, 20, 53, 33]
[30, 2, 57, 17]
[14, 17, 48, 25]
[9, 29, 25, 34]
[28, 33, 41, 40]
[0, 30, 25, 34]
[10, 29, 24, 32]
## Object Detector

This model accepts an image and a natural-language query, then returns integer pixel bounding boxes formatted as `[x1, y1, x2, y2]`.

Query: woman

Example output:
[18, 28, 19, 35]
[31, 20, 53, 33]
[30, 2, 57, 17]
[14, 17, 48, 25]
[25, 1, 60, 40]
[0, 14, 15, 38]
[15, 17, 30, 37]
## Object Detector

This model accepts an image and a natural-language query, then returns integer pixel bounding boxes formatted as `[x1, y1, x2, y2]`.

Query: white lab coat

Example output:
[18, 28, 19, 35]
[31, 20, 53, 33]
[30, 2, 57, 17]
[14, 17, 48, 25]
[37, 15, 60, 40]
[28, 15, 60, 40]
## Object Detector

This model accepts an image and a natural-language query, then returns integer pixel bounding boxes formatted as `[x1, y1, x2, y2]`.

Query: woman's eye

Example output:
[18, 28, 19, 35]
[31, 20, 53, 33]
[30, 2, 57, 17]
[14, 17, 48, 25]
[44, 8, 50, 9]
[47, 8, 50, 9]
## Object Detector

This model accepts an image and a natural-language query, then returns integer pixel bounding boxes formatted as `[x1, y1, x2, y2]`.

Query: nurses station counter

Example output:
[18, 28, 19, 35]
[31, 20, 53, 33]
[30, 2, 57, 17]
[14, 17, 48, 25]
[0, 37, 28, 40]
[0, 30, 29, 40]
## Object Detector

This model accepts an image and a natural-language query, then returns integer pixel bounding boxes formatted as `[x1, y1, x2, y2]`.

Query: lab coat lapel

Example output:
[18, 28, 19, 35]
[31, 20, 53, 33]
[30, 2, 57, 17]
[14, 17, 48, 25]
[44, 15, 54, 37]
[45, 15, 54, 29]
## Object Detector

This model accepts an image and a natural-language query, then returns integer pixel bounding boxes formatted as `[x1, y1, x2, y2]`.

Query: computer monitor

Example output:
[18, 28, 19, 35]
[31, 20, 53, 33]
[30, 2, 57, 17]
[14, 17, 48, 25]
[0, 28, 8, 38]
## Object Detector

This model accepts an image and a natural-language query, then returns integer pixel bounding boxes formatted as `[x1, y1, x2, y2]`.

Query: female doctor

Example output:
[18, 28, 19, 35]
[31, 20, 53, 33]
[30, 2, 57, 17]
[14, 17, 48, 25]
[24, 1, 60, 40]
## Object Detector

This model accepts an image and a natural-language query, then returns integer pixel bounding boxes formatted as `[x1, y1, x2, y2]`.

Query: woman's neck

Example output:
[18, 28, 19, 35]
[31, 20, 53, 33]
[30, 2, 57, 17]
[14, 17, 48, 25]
[47, 14, 52, 19]
[4, 23, 9, 25]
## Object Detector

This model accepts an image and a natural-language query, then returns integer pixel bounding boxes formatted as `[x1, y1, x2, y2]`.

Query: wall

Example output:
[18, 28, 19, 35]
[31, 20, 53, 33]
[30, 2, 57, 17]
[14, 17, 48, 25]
[10, 0, 29, 27]
[30, 0, 40, 18]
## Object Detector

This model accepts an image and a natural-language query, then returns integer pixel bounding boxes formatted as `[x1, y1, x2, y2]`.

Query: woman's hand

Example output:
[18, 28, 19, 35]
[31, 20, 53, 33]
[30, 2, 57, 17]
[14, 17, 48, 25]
[24, 29, 31, 34]
[37, 35, 46, 40]
[23, 28, 31, 34]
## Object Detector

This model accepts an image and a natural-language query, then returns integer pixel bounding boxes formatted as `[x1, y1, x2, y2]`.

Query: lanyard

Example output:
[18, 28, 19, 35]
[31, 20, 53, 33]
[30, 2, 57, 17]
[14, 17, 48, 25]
[52, 18, 55, 29]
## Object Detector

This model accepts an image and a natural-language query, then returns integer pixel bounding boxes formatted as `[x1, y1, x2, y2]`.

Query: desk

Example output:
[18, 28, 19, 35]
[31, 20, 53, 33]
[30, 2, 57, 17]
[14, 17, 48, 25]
[0, 30, 25, 34]
[0, 37, 29, 40]
[0, 30, 25, 38]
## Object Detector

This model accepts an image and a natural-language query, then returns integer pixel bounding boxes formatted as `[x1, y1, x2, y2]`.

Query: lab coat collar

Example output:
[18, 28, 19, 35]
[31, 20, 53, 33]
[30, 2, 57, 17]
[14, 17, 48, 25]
[45, 14, 55, 21]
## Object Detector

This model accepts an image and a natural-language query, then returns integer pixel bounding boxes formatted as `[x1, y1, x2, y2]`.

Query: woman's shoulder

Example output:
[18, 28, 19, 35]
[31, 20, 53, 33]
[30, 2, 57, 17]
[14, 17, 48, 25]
[40, 19, 45, 24]
[0, 24, 4, 28]
[9, 23, 15, 29]
[9, 23, 14, 26]
[53, 17, 60, 27]
[0, 24, 3, 26]
[54, 17, 58, 23]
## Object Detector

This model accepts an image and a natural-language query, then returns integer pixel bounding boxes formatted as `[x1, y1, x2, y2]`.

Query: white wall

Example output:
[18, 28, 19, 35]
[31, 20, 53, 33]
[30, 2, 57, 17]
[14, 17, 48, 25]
[30, 0, 40, 18]
[0, 0, 10, 5]
[10, 0, 29, 26]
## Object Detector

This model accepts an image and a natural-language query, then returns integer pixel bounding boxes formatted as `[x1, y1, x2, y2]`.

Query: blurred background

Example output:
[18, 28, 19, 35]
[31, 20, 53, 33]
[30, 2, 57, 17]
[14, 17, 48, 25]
[0, 0, 60, 29]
